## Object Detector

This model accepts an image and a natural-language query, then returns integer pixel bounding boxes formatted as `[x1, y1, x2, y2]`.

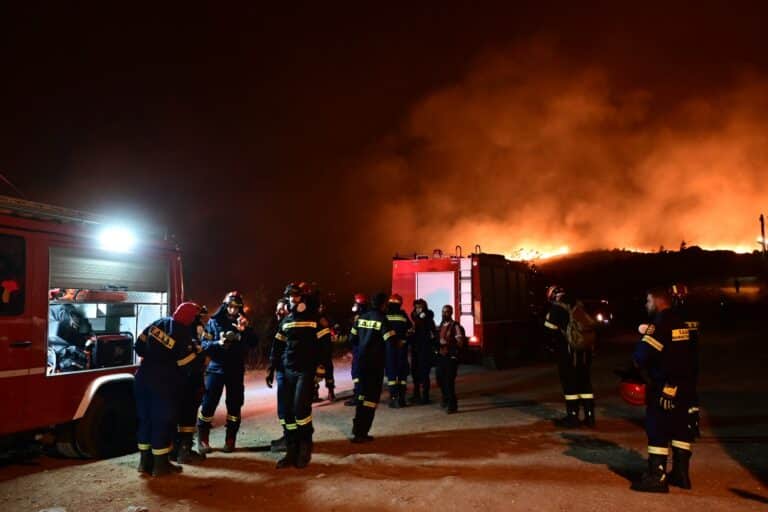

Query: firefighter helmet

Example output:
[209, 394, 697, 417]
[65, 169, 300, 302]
[354, 293, 367, 305]
[173, 302, 203, 326]
[619, 381, 646, 406]
[546, 285, 565, 302]
[223, 291, 244, 308]
[283, 283, 302, 298]
[388, 293, 403, 304]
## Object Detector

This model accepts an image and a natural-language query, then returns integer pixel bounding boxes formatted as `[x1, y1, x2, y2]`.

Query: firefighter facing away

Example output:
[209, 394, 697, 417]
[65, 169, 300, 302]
[134, 302, 203, 477]
[197, 291, 257, 453]
[385, 294, 412, 408]
[350, 292, 396, 442]
[271, 283, 331, 468]
[543, 286, 597, 428]
[436, 305, 466, 414]
[344, 293, 369, 406]
[631, 287, 696, 493]
[409, 299, 436, 404]
[313, 302, 336, 402]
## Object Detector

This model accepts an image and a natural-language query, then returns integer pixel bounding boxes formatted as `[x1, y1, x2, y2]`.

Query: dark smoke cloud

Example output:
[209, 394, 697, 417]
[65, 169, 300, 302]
[359, 40, 768, 259]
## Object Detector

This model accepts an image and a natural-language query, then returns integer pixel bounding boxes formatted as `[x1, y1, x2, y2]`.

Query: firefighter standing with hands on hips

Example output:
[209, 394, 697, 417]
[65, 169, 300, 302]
[197, 291, 257, 454]
[385, 294, 412, 408]
[134, 302, 203, 477]
[631, 287, 696, 493]
[350, 292, 396, 443]
[270, 283, 330, 468]
[436, 305, 466, 414]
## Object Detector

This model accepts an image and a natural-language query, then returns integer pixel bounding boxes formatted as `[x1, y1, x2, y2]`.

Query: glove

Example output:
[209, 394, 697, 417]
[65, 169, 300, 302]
[659, 385, 677, 410]
[266, 366, 275, 388]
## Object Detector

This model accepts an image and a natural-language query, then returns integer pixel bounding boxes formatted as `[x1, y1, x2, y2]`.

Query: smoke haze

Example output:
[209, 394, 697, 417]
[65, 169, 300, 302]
[359, 40, 768, 258]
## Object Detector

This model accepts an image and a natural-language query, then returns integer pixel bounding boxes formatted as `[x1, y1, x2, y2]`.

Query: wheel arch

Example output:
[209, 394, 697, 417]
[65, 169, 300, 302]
[72, 373, 134, 420]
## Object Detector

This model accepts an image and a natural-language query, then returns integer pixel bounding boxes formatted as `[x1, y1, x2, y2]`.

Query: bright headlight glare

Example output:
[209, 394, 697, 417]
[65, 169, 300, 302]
[99, 226, 136, 253]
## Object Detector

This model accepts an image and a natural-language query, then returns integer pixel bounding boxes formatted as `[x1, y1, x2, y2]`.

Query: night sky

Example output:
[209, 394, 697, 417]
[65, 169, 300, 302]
[2, 3, 768, 310]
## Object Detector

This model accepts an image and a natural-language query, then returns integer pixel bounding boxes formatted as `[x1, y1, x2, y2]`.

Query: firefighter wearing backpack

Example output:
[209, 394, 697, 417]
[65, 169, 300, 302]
[134, 302, 202, 477]
[197, 291, 257, 453]
[543, 286, 597, 428]
[385, 294, 412, 408]
[631, 287, 696, 493]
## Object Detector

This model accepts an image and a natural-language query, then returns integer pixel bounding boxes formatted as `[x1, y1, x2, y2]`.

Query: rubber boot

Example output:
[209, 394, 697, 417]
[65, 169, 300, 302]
[152, 453, 183, 477]
[270, 435, 287, 453]
[688, 409, 701, 439]
[276, 438, 298, 469]
[197, 425, 212, 454]
[582, 399, 596, 427]
[137, 449, 154, 474]
[312, 383, 323, 404]
[409, 385, 422, 405]
[420, 388, 431, 405]
[222, 425, 238, 453]
[350, 418, 374, 443]
[631, 454, 669, 493]
[398, 385, 407, 407]
[557, 401, 580, 428]
[668, 448, 692, 489]
[388, 387, 400, 408]
[327, 387, 336, 402]
[295, 439, 313, 468]
[177, 433, 206, 464]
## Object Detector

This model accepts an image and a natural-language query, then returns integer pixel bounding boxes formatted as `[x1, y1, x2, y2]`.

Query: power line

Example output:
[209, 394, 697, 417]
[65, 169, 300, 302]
[0, 172, 27, 199]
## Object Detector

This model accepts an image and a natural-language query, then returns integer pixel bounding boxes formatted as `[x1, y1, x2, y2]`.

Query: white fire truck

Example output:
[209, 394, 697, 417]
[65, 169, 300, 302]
[392, 247, 535, 368]
[0, 196, 183, 458]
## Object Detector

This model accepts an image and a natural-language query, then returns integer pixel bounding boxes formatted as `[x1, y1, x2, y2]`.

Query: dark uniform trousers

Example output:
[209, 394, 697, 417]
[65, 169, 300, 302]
[136, 367, 182, 455]
[436, 354, 459, 408]
[558, 348, 594, 404]
[411, 342, 433, 396]
[177, 367, 205, 437]
[385, 340, 409, 392]
[646, 387, 694, 455]
[354, 365, 385, 436]
[198, 371, 245, 431]
[351, 344, 361, 398]
[278, 368, 315, 442]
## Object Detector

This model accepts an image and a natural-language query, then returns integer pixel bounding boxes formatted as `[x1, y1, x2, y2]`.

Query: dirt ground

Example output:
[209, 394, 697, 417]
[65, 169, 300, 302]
[1, 328, 766, 512]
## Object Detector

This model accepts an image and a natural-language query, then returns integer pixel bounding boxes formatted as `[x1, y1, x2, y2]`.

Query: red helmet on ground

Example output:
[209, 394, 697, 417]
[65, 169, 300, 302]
[388, 293, 403, 304]
[620, 381, 646, 406]
[173, 302, 203, 326]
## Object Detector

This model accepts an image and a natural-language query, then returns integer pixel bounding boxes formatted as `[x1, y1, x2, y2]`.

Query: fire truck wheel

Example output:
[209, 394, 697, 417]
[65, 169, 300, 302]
[75, 387, 137, 459]
[52, 423, 86, 458]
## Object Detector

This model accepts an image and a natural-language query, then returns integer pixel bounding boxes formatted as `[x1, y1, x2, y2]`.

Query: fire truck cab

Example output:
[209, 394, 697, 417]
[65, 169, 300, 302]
[0, 196, 183, 458]
[392, 248, 534, 368]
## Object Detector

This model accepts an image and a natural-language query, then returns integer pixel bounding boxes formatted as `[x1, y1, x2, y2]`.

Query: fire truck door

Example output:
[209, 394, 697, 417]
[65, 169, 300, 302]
[0, 232, 30, 434]
[415, 272, 456, 314]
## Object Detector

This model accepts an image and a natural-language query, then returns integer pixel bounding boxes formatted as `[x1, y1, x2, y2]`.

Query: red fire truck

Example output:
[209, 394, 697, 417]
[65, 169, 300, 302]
[392, 247, 535, 368]
[0, 195, 183, 458]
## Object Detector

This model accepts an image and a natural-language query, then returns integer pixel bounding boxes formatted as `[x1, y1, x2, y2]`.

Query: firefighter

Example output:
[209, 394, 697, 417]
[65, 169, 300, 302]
[271, 283, 330, 468]
[267, 298, 290, 452]
[314, 302, 336, 402]
[671, 284, 701, 439]
[385, 294, 412, 408]
[436, 305, 466, 414]
[197, 291, 257, 454]
[171, 305, 208, 464]
[631, 287, 696, 493]
[350, 292, 396, 442]
[344, 293, 369, 407]
[409, 299, 436, 405]
[543, 286, 596, 427]
[134, 302, 202, 477]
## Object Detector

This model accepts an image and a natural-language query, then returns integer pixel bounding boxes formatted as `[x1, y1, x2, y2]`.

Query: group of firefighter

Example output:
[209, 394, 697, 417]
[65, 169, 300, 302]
[133, 284, 465, 476]
[134, 280, 700, 494]
[543, 284, 700, 493]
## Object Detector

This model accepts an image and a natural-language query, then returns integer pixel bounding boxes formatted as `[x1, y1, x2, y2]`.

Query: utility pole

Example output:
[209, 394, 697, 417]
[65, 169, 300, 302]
[761, 214, 767, 257]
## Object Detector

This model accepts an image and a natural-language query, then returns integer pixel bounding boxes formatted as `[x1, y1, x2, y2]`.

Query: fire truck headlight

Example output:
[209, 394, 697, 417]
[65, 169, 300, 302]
[99, 227, 136, 253]
[596, 313, 604, 322]
[469, 335, 480, 345]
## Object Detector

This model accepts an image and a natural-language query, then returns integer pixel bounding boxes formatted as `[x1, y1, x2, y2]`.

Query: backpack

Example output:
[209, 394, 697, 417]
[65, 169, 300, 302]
[565, 302, 597, 351]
